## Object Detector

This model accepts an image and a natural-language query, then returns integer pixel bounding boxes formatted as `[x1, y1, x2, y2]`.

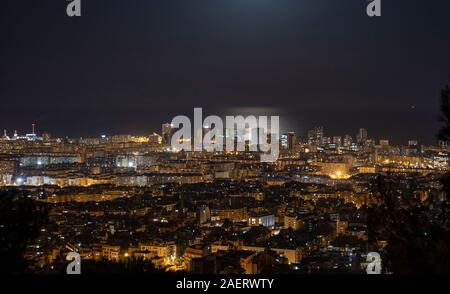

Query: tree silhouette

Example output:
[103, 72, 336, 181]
[0, 189, 48, 273]
[367, 174, 450, 273]
[367, 84, 450, 273]
[438, 84, 450, 228]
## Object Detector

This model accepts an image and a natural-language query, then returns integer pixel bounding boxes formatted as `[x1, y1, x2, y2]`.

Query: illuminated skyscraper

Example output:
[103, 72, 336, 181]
[162, 123, 173, 145]
[343, 135, 353, 148]
[308, 127, 324, 146]
[333, 136, 342, 148]
[281, 132, 296, 150]
[356, 128, 368, 145]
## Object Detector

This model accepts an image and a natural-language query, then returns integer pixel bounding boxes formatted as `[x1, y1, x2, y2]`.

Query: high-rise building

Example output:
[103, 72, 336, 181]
[162, 123, 173, 145]
[343, 135, 353, 148]
[288, 132, 296, 150]
[322, 136, 331, 146]
[281, 134, 288, 149]
[281, 132, 296, 150]
[356, 128, 368, 145]
[332, 136, 342, 148]
[308, 127, 324, 146]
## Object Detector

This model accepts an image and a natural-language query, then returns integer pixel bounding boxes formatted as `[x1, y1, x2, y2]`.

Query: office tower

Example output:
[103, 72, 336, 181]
[162, 123, 173, 145]
[281, 134, 288, 149]
[322, 136, 331, 145]
[343, 135, 353, 148]
[308, 127, 324, 146]
[287, 132, 296, 150]
[281, 132, 296, 150]
[332, 136, 342, 148]
[356, 128, 368, 145]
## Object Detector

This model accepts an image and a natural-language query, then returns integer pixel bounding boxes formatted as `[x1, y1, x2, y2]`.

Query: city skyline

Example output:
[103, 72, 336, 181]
[0, 120, 442, 147]
[1, 0, 450, 281]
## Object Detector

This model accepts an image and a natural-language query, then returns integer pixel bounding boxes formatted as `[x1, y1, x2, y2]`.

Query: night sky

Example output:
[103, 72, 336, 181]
[1, 0, 450, 144]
